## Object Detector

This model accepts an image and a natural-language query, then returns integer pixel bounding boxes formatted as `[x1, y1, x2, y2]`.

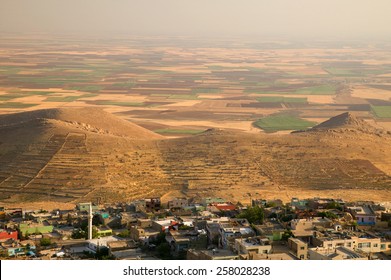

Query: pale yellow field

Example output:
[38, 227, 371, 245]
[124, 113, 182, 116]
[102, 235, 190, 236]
[133, 87, 191, 92]
[197, 94, 225, 99]
[351, 85, 391, 101]
[140, 66, 211, 74]
[161, 100, 202, 107]
[138, 118, 260, 133]
[90, 93, 148, 102]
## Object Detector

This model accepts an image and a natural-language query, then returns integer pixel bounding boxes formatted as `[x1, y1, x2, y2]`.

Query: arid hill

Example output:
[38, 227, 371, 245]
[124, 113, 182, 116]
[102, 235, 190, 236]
[0, 107, 163, 140]
[0, 109, 390, 206]
[307, 112, 384, 134]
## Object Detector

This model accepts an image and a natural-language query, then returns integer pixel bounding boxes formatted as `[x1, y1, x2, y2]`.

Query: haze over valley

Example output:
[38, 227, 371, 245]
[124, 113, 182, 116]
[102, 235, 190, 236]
[1, 1, 391, 208]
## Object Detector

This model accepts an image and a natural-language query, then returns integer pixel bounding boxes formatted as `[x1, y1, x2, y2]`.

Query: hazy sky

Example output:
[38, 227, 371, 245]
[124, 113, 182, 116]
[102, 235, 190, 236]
[1, 0, 390, 40]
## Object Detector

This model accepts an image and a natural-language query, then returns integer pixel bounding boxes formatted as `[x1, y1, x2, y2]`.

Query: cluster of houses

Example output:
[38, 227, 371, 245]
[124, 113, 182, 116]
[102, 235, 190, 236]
[1, 197, 391, 260]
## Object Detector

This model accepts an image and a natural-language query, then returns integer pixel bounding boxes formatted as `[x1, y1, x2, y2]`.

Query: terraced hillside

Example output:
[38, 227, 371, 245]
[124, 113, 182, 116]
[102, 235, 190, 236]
[0, 108, 390, 205]
[0, 134, 66, 200]
[157, 124, 391, 201]
[0, 108, 164, 203]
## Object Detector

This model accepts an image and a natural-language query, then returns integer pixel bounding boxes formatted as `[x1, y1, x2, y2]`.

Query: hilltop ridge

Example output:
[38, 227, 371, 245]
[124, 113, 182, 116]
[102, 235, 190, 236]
[304, 112, 387, 135]
[0, 109, 390, 204]
[0, 107, 163, 139]
[312, 112, 368, 129]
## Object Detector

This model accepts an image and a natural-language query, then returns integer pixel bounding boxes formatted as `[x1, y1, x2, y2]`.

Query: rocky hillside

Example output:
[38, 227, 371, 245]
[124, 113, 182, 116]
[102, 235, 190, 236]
[0, 109, 390, 204]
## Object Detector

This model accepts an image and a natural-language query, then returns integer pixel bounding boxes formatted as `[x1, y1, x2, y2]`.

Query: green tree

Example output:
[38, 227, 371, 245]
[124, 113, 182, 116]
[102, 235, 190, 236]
[268, 213, 278, 219]
[92, 227, 99, 239]
[40, 237, 51, 246]
[72, 228, 86, 239]
[281, 214, 294, 222]
[67, 213, 73, 225]
[318, 211, 338, 219]
[23, 232, 30, 240]
[153, 232, 167, 245]
[178, 224, 193, 230]
[265, 202, 277, 208]
[281, 230, 293, 241]
[156, 243, 172, 259]
[92, 215, 103, 226]
[0, 250, 8, 258]
[118, 230, 130, 238]
[326, 202, 342, 211]
[236, 206, 264, 224]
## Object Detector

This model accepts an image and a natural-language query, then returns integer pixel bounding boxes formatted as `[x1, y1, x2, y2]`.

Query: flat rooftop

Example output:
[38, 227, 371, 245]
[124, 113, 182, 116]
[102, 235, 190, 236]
[239, 237, 271, 247]
[309, 246, 364, 259]
[348, 205, 375, 215]
[201, 249, 238, 258]
[289, 238, 307, 245]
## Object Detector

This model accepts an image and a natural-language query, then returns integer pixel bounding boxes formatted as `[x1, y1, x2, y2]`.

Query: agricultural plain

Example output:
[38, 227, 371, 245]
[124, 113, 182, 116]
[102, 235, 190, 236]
[1, 36, 391, 135]
[0, 36, 391, 207]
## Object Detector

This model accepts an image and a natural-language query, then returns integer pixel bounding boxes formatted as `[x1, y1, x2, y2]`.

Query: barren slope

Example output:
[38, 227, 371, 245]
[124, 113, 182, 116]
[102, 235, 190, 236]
[0, 108, 167, 204]
[156, 122, 391, 202]
[0, 109, 390, 205]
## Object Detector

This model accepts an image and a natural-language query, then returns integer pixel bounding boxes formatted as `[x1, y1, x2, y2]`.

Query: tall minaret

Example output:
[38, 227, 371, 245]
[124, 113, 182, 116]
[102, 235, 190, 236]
[88, 202, 93, 240]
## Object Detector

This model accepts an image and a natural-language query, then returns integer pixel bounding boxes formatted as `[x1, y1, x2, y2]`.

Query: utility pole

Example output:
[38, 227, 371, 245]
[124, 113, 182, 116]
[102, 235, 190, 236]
[88, 202, 93, 240]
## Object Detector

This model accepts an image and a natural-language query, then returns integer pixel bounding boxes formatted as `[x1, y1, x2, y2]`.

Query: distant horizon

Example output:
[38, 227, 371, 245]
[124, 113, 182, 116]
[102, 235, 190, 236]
[1, 0, 391, 42]
[1, 32, 391, 49]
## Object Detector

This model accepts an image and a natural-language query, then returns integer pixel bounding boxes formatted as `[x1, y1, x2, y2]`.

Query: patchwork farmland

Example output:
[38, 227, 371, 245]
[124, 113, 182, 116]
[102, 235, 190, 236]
[1, 36, 391, 134]
[0, 36, 391, 206]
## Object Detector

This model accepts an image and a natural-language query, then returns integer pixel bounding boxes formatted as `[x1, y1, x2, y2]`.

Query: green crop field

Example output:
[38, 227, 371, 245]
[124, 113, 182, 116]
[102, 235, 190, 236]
[0, 94, 19, 101]
[192, 88, 219, 94]
[154, 129, 205, 135]
[0, 66, 21, 75]
[9, 76, 91, 84]
[45, 96, 82, 102]
[294, 85, 336, 95]
[247, 84, 335, 96]
[111, 81, 135, 88]
[207, 65, 227, 70]
[0, 102, 38, 108]
[68, 85, 103, 92]
[245, 67, 269, 72]
[96, 101, 145, 107]
[371, 106, 391, 118]
[168, 94, 199, 100]
[150, 93, 171, 97]
[0, 91, 57, 101]
[257, 96, 308, 103]
[44, 93, 97, 102]
[21, 91, 56, 96]
[248, 91, 290, 95]
[254, 114, 317, 132]
[79, 93, 98, 98]
[323, 67, 357, 76]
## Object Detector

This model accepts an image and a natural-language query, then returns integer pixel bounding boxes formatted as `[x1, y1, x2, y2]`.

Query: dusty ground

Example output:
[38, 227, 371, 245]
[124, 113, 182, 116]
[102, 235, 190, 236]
[0, 108, 390, 207]
[1, 36, 391, 207]
[351, 85, 391, 101]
